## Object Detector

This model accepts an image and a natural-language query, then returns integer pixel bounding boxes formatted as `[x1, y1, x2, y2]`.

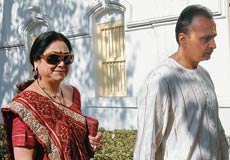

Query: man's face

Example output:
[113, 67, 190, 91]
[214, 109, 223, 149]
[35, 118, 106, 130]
[184, 16, 217, 63]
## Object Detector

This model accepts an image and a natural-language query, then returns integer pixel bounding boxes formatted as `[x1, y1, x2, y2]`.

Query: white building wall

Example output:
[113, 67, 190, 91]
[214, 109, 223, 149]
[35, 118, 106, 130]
[0, 0, 230, 134]
[125, 0, 230, 134]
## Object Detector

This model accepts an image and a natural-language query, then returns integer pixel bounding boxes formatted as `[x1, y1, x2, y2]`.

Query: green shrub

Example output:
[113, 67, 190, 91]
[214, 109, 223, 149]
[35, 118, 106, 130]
[1, 123, 229, 160]
[94, 128, 137, 160]
[0, 124, 136, 159]
[0, 124, 7, 160]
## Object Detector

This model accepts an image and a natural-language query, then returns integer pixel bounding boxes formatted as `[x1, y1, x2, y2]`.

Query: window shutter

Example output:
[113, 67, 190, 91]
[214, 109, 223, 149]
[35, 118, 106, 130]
[97, 21, 126, 96]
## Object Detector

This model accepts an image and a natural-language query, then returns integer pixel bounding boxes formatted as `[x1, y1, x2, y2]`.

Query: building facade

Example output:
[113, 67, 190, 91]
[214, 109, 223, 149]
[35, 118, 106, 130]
[1, 0, 230, 134]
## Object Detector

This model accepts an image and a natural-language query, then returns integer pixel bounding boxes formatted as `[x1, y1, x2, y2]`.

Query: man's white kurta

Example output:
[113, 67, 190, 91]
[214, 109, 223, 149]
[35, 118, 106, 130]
[134, 58, 229, 160]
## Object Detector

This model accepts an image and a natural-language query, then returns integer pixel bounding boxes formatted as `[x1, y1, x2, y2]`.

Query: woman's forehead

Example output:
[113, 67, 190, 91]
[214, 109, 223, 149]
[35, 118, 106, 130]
[44, 40, 69, 53]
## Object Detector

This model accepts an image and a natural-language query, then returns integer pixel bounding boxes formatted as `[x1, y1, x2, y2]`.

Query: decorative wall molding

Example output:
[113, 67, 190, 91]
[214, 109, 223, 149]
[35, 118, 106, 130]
[20, 6, 49, 52]
[0, 42, 24, 50]
[219, 97, 230, 108]
[85, 96, 137, 108]
[79, 0, 130, 36]
[21, 6, 49, 31]
[126, 0, 225, 31]
[0, 6, 49, 50]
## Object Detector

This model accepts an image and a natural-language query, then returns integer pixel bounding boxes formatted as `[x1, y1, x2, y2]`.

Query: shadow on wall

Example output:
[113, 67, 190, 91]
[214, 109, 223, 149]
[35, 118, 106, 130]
[0, 0, 138, 129]
[0, 0, 82, 119]
[0, 0, 16, 121]
[64, 2, 138, 129]
[66, 33, 138, 128]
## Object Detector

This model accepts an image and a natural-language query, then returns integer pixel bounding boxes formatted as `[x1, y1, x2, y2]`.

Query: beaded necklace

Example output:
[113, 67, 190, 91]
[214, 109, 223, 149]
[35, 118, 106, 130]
[37, 80, 65, 105]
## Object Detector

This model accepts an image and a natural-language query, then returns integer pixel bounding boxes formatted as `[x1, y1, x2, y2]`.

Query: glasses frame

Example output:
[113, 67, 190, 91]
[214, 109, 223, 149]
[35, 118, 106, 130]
[41, 52, 74, 65]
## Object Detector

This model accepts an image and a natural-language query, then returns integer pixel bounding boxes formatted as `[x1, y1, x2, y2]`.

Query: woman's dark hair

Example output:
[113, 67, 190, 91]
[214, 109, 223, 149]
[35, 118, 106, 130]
[17, 31, 72, 92]
[175, 4, 213, 45]
[30, 31, 73, 67]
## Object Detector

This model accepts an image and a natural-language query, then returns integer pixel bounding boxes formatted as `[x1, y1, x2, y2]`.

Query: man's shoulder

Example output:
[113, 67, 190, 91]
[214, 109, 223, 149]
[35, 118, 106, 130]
[147, 59, 174, 79]
[198, 64, 209, 73]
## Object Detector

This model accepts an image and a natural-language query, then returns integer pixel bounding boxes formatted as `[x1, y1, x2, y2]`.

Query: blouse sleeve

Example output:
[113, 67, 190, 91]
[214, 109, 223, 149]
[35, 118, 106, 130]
[12, 117, 36, 148]
[134, 72, 171, 160]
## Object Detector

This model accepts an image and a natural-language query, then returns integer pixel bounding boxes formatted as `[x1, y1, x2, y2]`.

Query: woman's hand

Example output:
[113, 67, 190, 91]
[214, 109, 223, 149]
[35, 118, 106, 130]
[89, 132, 103, 152]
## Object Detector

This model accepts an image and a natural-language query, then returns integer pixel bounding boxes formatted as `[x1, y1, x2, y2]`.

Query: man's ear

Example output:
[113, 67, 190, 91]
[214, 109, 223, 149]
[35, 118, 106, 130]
[178, 33, 187, 47]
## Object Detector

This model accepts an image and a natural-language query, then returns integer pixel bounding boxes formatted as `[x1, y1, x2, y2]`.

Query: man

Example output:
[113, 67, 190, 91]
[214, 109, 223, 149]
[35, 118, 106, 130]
[134, 5, 229, 160]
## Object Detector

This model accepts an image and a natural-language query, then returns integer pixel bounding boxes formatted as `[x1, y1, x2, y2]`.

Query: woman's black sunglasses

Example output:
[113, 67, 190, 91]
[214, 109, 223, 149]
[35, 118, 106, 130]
[41, 52, 74, 65]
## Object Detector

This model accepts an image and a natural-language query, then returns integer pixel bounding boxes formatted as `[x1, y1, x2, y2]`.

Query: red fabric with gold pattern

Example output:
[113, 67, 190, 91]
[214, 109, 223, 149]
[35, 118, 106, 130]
[11, 86, 82, 148]
[12, 117, 36, 148]
[1, 86, 93, 160]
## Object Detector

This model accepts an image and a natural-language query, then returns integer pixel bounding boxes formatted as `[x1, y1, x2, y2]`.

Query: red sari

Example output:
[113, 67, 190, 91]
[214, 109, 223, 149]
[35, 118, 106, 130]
[1, 87, 94, 160]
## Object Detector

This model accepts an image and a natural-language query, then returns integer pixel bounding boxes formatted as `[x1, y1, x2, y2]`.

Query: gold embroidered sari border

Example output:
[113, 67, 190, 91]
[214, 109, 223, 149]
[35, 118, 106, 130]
[5, 101, 61, 160]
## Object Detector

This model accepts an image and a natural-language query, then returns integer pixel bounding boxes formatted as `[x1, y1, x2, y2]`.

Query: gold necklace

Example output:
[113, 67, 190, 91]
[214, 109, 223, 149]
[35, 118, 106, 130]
[37, 80, 65, 105]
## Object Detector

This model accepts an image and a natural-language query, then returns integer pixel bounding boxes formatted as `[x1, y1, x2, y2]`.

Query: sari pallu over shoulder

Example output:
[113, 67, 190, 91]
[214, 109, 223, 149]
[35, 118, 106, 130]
[1, 91, 93, 160]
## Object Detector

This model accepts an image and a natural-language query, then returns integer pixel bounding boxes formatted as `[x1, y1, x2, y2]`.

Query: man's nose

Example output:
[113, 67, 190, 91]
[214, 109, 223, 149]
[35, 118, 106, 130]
[210, 39, 216, 49]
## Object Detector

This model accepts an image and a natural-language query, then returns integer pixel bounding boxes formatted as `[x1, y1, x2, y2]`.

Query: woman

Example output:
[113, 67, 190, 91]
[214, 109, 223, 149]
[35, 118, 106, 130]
[1, 31, 102, 160]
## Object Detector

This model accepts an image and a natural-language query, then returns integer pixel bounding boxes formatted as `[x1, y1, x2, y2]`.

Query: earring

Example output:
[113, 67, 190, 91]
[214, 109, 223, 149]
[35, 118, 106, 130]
[33, 66, 38, 79]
